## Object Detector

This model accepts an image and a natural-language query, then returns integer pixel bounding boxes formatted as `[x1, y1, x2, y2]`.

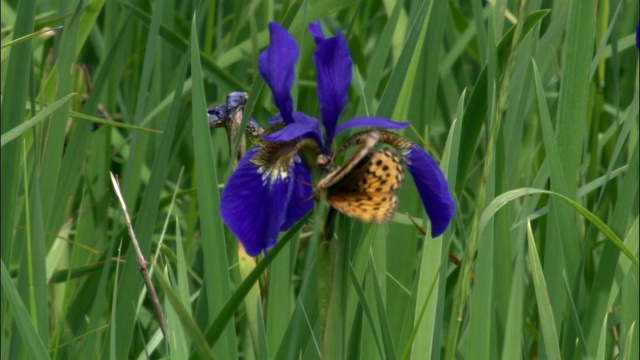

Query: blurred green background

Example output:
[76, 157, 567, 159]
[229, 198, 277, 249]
[1, 0, 638, 359]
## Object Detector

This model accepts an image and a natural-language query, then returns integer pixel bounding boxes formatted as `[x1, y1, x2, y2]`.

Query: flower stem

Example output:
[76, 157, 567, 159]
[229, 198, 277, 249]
[320, 215, 349, 358]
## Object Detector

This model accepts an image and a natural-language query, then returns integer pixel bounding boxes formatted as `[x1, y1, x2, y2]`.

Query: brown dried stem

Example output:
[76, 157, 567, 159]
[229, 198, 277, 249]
[109, 172, 168, 338]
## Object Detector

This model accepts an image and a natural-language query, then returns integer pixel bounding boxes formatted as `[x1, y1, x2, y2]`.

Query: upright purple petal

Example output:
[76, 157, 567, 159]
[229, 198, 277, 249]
[403, 146, 455, 237]
[335, 117, 411, 134]
[281, 156, 314, 229]
[258, 23, 299, 124]
[313, 31, 352, 145]
[308, 20, 325, 44]
[220, 148, 293, 256]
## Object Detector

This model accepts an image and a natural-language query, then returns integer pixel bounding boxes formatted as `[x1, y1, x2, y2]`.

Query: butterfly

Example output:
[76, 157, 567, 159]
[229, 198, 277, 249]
[315, 130, 405, 223]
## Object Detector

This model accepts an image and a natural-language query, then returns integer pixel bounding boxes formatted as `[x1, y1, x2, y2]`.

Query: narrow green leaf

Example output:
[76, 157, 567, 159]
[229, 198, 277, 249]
[480, 188, 639, 266]
[200, 214, 310, 356]
[348, 265, 384, 359]
[594, 312, 609, 360]
[1, 261, 50, 360]
[68, 111, 162, 133]
[621, 322, 637, 360]
[1, 0, 36, 266]
[369, 256, 397, 360]
[409, 231, 441, 359]
[0, 26, 62, 48]
[1, 94, 77, 146]
[156, 269, 215, 360]
[562, 272, 589, 358]
[190, 13, 237, 359]
[526, 220, 561, 360]
[500, 246, 525, 360]
[454, 10, 549, 194]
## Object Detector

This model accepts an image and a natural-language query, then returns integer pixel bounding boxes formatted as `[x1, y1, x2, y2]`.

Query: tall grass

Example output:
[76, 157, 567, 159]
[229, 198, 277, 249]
[1, 0, 638, 359]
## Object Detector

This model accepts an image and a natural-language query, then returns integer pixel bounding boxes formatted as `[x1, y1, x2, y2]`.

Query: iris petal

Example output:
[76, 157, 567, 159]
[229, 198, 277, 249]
[258, 23, 299, 124]
[281, 157, 314, 229]
[636, 23, 640, 52]
[404, 146, 455, 237]
[262, 112, 324, 150]
[335, 117, 411, 134]
[220, 148, 293, 256]
[262, 123, 314, 142]
[308, 20, 325, 44]
[313, 31, 352, 145]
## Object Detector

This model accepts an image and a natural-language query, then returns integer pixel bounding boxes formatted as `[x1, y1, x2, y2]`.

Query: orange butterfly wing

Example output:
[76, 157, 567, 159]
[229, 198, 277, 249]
[327, 149, 404, 223]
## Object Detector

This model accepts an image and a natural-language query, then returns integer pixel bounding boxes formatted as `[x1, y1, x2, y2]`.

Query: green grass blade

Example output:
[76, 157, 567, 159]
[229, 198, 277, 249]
[265, 240, 293, 357]
[156, 267, 215, 360]
[0, 0, 36, 267]
[68, 111, 162, 133]
[454, 9, 549, 194]
[480, 188, 638, 266]
[594, 312, 608, 360]
[562, 272, 589, 357]
[190, 13, 237, 358]
[22, 148, 50, 343]
[1, 260, 50, 359]
[353, 0, 403, 117]
[543, 1, 597, 345]
[348, 265, 384, 358]
[500, 245, 525, 360]
[369, 255, 397, 360]
[37, 1, 84, 221]
[0, 26, 62, 48]
[526, 220, 561, 360]
[621, 322, 637, 360]
[376, 0, 432, 119]
[199, 214, 310, 355]
[1, 94, 77, 147]
[409, 231, 441, 359]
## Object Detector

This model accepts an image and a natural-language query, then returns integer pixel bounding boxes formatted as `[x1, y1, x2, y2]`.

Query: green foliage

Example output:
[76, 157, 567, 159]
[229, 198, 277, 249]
[1, 0, 638, 358]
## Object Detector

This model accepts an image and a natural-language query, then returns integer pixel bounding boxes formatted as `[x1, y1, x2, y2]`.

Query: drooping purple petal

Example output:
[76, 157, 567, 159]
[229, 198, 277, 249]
[258, 23, 299, 124]
[220, 148, 292, 256]
[403, 146, 455, 237]
[262, 112, 324, 147]
[313, 31, 352, 145]
[281, 156, 314, 229]
[308, 20, 325, 44]
[335, 116, 411, 134]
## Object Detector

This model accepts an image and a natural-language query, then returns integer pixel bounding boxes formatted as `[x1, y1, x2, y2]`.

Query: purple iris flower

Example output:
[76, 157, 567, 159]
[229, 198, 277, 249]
[220, 21, 455, 256]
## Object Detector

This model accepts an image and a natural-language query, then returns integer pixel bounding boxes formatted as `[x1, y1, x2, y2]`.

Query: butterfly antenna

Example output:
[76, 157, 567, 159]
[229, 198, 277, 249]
[406, 211, 427, 235]
[405, 212, 471, 276]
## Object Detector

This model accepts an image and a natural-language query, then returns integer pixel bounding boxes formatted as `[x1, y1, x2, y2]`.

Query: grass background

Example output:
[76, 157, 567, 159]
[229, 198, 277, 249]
[1, 0, 638, 359]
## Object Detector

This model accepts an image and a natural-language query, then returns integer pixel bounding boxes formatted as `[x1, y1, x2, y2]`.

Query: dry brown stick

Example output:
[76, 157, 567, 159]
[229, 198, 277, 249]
[109, 172, 168, 338]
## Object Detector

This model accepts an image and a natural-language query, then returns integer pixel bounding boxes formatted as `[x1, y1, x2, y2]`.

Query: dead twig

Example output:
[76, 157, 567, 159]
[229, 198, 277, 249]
[109, 172, 168, 338]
